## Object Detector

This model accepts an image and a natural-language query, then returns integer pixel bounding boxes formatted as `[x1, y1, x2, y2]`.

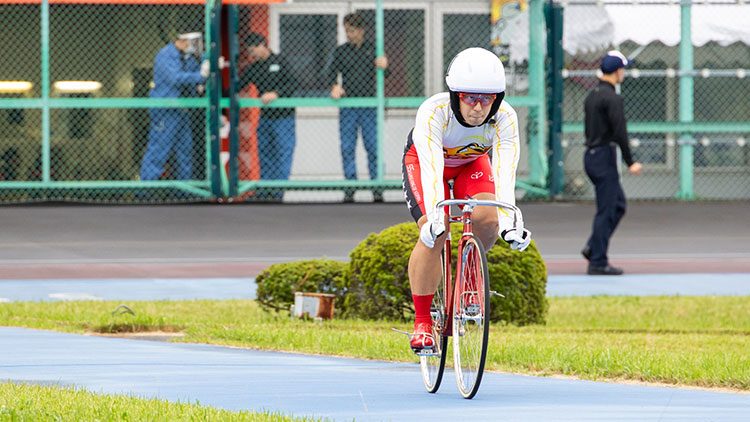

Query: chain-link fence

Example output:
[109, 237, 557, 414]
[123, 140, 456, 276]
[558, 1, 750, 200]
[4, 0, 745, 204]
[0, 0, 550, 204]
[232, 1, 544, 203]
[0, 2, 212, 203]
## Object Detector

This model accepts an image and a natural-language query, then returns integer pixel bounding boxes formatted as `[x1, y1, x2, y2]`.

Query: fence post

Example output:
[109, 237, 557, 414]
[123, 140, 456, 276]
[545, 0, 564, 197]
[527, 0, 548, 191]
[207, 0, 223, 199]
[676, 2, 695, 200]
[41, 0, 50, 183]
[228, 4, 240, 198]
[375, 0, 385, 184]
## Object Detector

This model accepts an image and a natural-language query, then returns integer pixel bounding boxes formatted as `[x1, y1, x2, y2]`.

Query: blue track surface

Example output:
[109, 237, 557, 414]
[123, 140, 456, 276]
[2, 326, 749, 422]
[0, 278, 256, 302]
[2, 274, 749, 303]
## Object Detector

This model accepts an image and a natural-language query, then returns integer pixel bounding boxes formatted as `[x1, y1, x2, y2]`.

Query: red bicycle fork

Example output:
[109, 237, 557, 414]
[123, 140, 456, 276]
[439, 208, 474, 337]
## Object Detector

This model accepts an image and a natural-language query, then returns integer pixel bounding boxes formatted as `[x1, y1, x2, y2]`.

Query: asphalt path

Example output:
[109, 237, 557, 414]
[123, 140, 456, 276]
[3, 327, 749, 422]
[2, 201, 750, 421]
[1, 201, 749, 279]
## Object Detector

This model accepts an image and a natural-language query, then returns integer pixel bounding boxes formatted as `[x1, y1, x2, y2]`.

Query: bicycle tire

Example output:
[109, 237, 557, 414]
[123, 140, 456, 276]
[452, 235, 490, 399]
[420, 252, 449, 393]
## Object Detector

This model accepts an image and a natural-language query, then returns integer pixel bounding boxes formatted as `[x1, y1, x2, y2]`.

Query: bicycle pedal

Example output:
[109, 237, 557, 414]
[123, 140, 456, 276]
[412, 346, 439, 357]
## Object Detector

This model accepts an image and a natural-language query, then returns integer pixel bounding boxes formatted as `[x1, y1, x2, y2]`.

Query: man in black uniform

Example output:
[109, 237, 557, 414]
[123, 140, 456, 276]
[240, 32, 298, 201]
[582, 50, 642, 275]
[326, 13, 388, 202]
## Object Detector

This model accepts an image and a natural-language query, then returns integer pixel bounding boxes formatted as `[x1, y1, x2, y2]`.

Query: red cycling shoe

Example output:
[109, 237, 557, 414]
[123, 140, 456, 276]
[410, 322, 435, 352]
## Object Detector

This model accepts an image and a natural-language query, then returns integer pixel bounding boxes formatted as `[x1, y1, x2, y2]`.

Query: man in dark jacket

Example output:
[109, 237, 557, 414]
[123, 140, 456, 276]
[240, 32, 298, 201]
[582, 50, 642, 275]
[326, 13, 388, 202]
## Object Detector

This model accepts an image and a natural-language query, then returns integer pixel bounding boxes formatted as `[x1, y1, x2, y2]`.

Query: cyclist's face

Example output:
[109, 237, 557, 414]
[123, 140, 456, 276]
[458, 94, 493, 126]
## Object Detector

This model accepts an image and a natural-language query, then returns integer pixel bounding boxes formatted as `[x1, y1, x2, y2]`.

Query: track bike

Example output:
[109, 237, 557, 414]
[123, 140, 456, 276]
[416, 198, 526, 399]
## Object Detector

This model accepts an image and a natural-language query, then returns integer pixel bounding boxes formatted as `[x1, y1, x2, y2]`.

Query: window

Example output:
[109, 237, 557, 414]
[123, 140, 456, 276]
[278, 14, 339, 97]
[355, 8, 426, 97]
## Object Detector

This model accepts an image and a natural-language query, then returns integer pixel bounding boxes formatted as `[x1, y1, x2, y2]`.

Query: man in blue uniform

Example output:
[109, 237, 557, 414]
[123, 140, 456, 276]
[140, 31, 208, 182]
[582, 50, 642, 275]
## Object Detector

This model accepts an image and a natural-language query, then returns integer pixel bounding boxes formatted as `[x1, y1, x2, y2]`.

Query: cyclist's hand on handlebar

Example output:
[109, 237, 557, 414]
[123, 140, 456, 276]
[419, 220, 445, 249]
[501, 228, 532, 252]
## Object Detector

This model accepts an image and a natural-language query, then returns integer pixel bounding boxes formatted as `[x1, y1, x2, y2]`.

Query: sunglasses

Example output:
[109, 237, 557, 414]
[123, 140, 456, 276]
[458, 92, 496, 107]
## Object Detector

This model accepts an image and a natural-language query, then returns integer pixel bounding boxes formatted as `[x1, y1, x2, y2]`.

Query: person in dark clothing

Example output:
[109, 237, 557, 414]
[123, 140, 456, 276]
[582, 50, 642, 275]
[240, 32, 298, 201]
[326, 13, 388, 203]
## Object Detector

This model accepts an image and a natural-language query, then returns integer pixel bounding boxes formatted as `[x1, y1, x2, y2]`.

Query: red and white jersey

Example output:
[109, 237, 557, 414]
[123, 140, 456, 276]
[411, 92, 520, 231]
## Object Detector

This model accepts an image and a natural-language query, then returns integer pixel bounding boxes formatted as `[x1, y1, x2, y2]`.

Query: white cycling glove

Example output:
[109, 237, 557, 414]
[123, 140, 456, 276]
[419, 220, 445, 249]
[199, 60, 210, 78]
[501, 228, 532, 252]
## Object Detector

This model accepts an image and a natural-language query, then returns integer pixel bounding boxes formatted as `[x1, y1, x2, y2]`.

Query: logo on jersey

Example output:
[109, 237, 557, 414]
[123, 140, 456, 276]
[470, 171, 484, 180]
[443, 142, 491, 160]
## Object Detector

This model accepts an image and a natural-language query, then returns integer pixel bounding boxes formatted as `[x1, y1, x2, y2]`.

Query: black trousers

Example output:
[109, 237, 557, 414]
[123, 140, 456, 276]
[584, 145, 626, 267]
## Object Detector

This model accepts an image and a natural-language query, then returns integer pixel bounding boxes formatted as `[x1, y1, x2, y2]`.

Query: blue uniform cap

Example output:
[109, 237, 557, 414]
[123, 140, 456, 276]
[600, 50, 629, 74]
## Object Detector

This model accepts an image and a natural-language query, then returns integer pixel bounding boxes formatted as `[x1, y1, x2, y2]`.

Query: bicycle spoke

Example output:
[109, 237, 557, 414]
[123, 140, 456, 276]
[453, 236, 490, 399]
[420, 250, 448, 393]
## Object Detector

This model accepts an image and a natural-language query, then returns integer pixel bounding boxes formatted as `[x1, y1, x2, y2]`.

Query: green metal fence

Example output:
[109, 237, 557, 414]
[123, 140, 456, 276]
[0, 0, 549, 203]
[3, 0, 745, 204]
[0, 1, 216, 202]
[558, 0, 750, 200]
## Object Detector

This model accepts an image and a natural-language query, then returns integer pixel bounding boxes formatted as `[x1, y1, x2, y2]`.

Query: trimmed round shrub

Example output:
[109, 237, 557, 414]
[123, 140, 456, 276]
[341, 223, 418, 320]
[347, 222, 548, 325]
[255, 259, 349, 314]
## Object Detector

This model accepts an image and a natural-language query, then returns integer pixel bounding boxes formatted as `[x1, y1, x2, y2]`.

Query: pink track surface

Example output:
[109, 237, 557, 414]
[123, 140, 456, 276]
[0, 263, 269, 279]
[545, 258, 750, 275]
[2, 257, 749, 280]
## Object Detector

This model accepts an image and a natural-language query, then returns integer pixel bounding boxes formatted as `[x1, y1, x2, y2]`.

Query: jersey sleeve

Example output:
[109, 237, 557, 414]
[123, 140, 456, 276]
[412, 100, 449, 223]
[491, 103, 521, 233]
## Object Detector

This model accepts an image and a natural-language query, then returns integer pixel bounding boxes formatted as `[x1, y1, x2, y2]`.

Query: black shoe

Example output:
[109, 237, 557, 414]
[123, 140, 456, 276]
[581, 246, 592, 261]
[587, 265, 624, 275]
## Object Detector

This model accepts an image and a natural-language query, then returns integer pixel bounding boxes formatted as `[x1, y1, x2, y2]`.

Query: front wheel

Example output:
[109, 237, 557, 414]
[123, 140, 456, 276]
[420, 253, 448, 393]
[452, 235, 490, 399]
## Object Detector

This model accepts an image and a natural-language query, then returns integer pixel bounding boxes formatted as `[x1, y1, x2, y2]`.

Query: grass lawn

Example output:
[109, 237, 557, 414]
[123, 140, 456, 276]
[0, 382, 327, 422]
[1, 296, 749, 391]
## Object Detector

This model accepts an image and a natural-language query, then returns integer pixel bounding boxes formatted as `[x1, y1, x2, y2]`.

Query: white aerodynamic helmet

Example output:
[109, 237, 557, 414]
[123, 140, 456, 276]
[445, 47, 506, 94]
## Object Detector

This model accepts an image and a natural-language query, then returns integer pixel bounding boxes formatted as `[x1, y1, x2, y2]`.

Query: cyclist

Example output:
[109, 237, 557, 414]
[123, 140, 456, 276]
[401, 47, 531, 353]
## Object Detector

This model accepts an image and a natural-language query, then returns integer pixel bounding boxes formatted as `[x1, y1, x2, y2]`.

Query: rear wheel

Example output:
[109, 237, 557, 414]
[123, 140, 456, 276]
[452, 235, 490, 399]
[420, 252, 448, 393]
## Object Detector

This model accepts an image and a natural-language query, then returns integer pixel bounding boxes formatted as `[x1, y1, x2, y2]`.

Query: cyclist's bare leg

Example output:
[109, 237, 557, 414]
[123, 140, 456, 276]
[470, 193, 500, 249]
[408, 215, 448, 295]
[407, 215, 449, 351]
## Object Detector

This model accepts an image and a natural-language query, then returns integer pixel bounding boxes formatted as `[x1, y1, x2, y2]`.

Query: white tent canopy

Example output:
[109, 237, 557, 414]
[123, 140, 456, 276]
[510, 4, 750, 63]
